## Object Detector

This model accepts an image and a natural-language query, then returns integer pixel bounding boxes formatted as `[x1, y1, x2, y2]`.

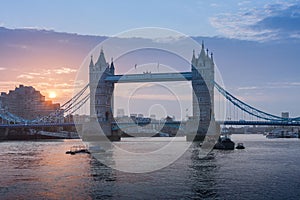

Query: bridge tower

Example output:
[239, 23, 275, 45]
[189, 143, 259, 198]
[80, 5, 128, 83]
[87, 49, 119, 141]
[187, 42, 215, 141]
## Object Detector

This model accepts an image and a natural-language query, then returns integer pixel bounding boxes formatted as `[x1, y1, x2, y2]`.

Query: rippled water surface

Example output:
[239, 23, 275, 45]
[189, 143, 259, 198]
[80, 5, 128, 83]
[0, 134, 300, 200]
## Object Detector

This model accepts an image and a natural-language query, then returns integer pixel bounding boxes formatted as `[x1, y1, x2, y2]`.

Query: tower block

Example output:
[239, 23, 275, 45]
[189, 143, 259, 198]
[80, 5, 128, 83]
[84, 49, 120, 141]
[187, 42, 215, 141]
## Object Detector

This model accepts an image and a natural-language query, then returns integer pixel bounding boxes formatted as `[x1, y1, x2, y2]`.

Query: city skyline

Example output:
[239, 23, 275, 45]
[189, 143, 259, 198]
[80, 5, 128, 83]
[0, 1, 300, 118]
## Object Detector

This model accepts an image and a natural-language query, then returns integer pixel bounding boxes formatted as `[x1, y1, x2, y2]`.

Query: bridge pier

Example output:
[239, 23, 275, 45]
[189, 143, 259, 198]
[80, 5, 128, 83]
[81, 117, 120, 142]
[186, 119, 220, 142]
[186, 117, 210, 141]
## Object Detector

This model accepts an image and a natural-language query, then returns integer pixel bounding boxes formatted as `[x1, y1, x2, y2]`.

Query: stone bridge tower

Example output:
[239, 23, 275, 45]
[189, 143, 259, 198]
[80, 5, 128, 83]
[187, 42, 215, 141]
[87, 49, 119, 141]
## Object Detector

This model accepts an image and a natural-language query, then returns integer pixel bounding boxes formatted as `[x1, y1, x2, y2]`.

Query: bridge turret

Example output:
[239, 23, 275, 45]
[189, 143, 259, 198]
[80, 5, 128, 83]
[89, 55, 94, 69]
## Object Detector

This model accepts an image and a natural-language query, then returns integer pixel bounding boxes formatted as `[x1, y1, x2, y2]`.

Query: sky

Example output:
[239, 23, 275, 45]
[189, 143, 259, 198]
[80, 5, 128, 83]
[0, 0, 299, 39]
[0, 0, 300, 119]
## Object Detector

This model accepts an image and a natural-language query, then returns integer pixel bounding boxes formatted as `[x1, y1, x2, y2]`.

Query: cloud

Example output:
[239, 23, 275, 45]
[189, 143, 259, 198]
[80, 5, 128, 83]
[237, 86, 258, 90]
[210, 2, 300, 41]
[17, 74, 34, 79]
[251, 4, 300, 38]
[26, 68, 76, 76]
[235, 81, 300, 92]
[53, 83, 76, 89]
[7, 43, 29, 49]
[210, 3, 219, 7]
[21, 26, 55, 32]
[53, 67, 77, 74]
[36, 82, 51, 87]
[28, 72, 41, 76]
[267, 81, 300, 88]
[290, 82, 300, 86]
[238, 1, 251, 6]
[0, 81, 21, 87]
[0, 67, 6, 71]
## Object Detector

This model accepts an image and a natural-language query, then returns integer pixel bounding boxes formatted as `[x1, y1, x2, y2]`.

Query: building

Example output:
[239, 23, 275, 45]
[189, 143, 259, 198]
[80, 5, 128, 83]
[117, 108, 125, 117]
[150, 114, 156, 119]
[0, 85, 60, 120]
[281, 112, 289, 119]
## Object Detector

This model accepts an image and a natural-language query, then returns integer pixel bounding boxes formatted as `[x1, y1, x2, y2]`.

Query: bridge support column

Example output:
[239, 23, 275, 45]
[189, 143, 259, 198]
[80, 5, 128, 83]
[186, 119, 220, 142]
[186, 117, 210, 141]
[81, 117, 120, 141]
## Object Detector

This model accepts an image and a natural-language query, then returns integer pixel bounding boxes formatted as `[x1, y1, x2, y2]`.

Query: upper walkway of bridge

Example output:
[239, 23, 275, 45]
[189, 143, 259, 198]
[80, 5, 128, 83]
[105, 72, 192, 83]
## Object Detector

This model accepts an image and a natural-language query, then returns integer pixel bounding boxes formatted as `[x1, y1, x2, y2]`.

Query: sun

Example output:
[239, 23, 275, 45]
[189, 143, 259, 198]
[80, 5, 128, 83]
[49, 91, 57, 99]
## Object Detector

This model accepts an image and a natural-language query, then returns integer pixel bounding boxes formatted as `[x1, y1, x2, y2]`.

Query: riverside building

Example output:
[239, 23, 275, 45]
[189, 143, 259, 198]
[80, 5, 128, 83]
[0, 85, 60, 120]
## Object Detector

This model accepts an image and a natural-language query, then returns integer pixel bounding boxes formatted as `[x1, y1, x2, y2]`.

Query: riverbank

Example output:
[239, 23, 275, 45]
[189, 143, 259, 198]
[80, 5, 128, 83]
[0, 127, 79, 140]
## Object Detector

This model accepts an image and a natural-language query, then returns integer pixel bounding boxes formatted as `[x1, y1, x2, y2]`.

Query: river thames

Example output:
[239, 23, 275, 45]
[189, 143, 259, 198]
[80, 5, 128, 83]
[0, 134, 300, 200]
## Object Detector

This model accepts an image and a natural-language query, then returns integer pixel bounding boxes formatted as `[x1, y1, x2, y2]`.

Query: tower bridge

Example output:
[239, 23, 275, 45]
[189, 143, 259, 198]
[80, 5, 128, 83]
[1, 43, 300, 141]
[87, 42, 214, 141]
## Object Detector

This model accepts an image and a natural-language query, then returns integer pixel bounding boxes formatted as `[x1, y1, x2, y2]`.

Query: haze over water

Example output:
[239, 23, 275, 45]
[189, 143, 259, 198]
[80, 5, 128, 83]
[1, 134, 300, 200]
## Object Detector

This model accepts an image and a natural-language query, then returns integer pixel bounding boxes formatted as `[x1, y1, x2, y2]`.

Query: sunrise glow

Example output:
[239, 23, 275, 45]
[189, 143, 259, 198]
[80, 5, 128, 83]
[48, 91, 57, 99]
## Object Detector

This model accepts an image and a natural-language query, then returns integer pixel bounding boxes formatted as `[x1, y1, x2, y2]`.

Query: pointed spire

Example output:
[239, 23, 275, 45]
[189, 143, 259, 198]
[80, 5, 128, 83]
[110, 57, 115, 74]
[89, 55, 94, 68]
[199, 41, 206, 60]
[192, 49, 196, 69]
[192, 49, 196, 61]
[211, 52, 214, 62]
[206, 48, 209, 56]
[95, 48, 107, 70]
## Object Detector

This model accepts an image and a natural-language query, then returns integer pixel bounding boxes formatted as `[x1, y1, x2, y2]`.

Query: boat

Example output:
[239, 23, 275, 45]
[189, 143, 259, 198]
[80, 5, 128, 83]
[152, 132, 170, 137]
[66, 145, 90, 155]
[266, 128, 299, 139]
[236, 143, 245, 149]
[214, 134, 235, 150]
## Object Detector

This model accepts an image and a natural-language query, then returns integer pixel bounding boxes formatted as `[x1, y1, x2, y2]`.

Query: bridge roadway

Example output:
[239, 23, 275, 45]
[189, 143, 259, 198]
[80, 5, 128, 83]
[105, 72, 193, 83]
[1, 120, 300, 129]
[112, 120, 300, 128]
[221, 120, 300, 126]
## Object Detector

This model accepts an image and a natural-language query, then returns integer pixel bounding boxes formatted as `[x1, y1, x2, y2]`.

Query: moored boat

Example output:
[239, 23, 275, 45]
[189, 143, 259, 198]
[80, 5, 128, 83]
[66, 145, 90, 155]
[214, 134, 235, 150]
[236, 143, 245, 149]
